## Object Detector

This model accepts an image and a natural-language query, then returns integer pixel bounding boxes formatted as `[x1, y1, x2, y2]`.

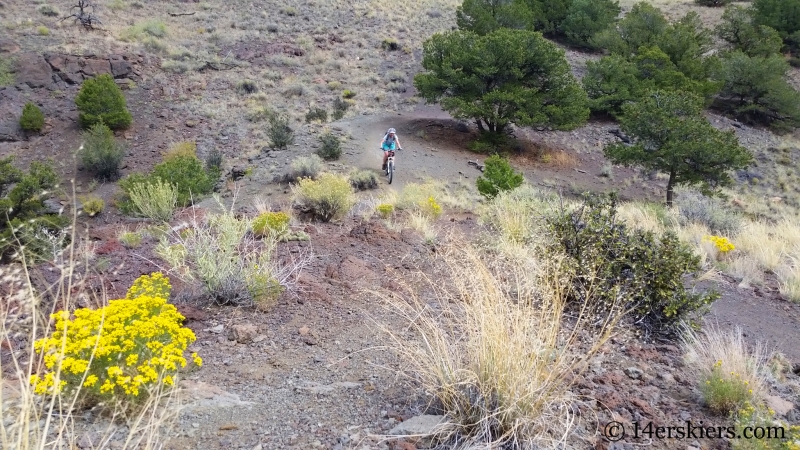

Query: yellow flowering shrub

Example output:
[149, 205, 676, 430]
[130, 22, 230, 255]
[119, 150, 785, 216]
[701, 360, 752, 415]
[420, 196, 442, 219]
[252, 211, 290, 238]
[733, 401, 800, 449]
[376, 203, 394, 219]
[703, 235, 735, 253]
[30, 273, 202, 403]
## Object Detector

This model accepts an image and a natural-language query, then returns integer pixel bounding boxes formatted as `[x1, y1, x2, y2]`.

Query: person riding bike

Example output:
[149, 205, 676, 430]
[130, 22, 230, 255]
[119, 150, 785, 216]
[380, 128, 402, 171]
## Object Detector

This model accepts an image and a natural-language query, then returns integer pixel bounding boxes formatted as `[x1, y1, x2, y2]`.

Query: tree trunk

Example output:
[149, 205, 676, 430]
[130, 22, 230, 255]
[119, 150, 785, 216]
[666, 169, 676, 207]
[476, 119, 486, 133]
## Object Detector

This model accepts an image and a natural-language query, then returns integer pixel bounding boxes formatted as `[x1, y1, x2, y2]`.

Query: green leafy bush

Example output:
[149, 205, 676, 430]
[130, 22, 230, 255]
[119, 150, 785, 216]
[286, 155, 323, 181]
[316, 132, 341, 160]
[205, 148, 223, 172]
[126, 178, 178, 222]
[376, 203, 394, 218]
[349, 169, 378, 191]
[252, 211, 290, 238]
[476, 155, 524, 199]
[700, 360, 753, 415]
[0, 157, 66, 262]
[0, 56, 14, 87]
[75, 73, 133, 130]
[81, 195, 105, 217]
[713, 51, 800, 130]
[151, 154, 217, 207]
[717, 5, 783, 57]
[267, 113, 294, 150]
[293, 173, 355, 222]
[20, 102, 45, 132]
[342, 89, 356, 99]
[591, 2, 668, 55]
[547, 193, 718, 334]
[119, 230, 143, 248]
[752, 0, 800, 52]
[561, 0, 621, 49]
[235, 79, 258, 95]
[332, 97, 350, 120]
[305, 107, 328, 123]
[78, 123, 126, 180]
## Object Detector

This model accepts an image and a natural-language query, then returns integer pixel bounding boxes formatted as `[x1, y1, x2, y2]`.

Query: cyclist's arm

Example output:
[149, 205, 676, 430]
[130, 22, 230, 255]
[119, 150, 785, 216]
[395, 137, 402, 149]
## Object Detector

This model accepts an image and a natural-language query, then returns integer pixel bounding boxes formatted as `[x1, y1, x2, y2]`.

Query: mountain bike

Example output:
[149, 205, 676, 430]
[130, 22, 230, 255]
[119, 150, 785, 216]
[385, 148, 401, 184]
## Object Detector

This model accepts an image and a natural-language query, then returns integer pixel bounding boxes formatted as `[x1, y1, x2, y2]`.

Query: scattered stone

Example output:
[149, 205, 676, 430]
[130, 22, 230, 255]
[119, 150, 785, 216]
[0, 37, 20, 54]
[625, 367, 643, 380]
[766, 395, 795, 416]
[295, 381, 361, 395]
[77, 432, 101, 449]
[659, 372, 675, 384]
[219, 423, 238, 431]
[388, 415, 449, 446]
[180, 380, 253, 410]
[205, 324, 224, 333]
[229, 323, 258, 344]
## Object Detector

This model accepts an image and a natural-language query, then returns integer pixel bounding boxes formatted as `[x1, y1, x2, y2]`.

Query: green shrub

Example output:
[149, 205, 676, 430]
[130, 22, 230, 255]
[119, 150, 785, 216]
[37, 26, 50, 36]
[205, 148, 223, 172]
[81, 195, 105, 217]
[75, 73, 133, 130]
[695, 0, 731, 6]
[37, 4, 59, 16]
[151, 154, 217, 207]
[236, 79, 258, 95]
[78, 123, 126, 180]
[126, 178, 178, 222]
[561, 0, 621, 49]
[293, 173, 355, 222]
[267, 113, 294, 150]
[252, 211, 290, 238]
[548, 193, 718, 334]
[331, 97, 350, 120]
[19, 102, 45, 132]
[287, 155, 323, 181]
[381, 38, 400, 51]
[591, 1, 668, 55]
[700, 361, 753, 415]
[717, 5, 783, 57]
[316, 132, 341, 160]
[305, 107, 328, 123]
[0, 56, 13, 87]
[349, 169, 378, 191]
[752, 0, 800, 51]
[713, 51, 800, 130]
[675, 189, 743, 235]
[121, 20, 167, 41]
[376, 203, 394, 218]
[0, 157, 66, 262]
[476, 155, 524, 199]
[342, 89, 356, 99]
[119, 230, 143, 248]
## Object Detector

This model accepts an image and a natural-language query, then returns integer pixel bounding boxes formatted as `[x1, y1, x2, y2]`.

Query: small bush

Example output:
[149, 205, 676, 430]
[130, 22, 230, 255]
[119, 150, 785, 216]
[37, 26, 50, 36]
[0, 56, 14, 87]
[293, 173, 355, 222]
[476, 155, 524, 199]
[305, 107, 328, 123]
[267, 113, 294, 150]
[20, 102, 45, 132]
[75, 73, 133, 130]
[126, 179, 178, 222]
[281, 6, 298, 15]
[376, 203, 394, 218]
[37, 4, 59, 16]
[701, 361, 753, 414]
[675, 188, 743, 235]
[78, 123, 126, 181]
[327, 80, 342, 90]
[163, 141, 197, 161]
[420, 196, 442, 219]
[381, 38, 400, 51]
[30, 273, 201, 404]
[561, 0, 621, 49]
[151, 154, 217, 207]
[349, 169, 378, 191]
[548, 193, 718, 334]
[342, 89, 356, 99]
[121, 20, 167, 41]
[119, 230, 143, 248]
[316, 132, 341, 160]
[695, 0, 731, 6]
[331, 97, 350, 120]
[81, 195, 105, 217]
[236, 79, 258, 95]
[205, 148, 223, 172]
[252, 211, 290, 238]
[288, 155, 322, 181]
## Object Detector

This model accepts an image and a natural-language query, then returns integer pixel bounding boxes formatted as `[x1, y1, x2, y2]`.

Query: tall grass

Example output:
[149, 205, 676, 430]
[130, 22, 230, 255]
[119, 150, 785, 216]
[0, 196, 180, 450]
[379, 242, 620, 448]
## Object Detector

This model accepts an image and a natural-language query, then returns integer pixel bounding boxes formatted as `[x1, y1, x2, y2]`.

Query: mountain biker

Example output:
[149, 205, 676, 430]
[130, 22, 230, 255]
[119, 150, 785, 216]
[380, 128, 402, 171]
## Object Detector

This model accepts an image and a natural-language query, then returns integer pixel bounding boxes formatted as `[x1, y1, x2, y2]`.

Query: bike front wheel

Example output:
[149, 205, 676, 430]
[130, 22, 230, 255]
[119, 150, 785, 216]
[387, 159, 394, 184]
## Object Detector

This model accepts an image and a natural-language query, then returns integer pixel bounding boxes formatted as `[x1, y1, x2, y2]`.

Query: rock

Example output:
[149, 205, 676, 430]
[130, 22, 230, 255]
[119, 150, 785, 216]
[185, 119, 198, 128]
[229, 323, 258, 344]
[82, 58, 112, 77]
[46, 54, 83, 84]
[296, 381, 362, 395]
[229, 165, 247, 181]
[625, 367, 643, 380]
[180, 380, 253, 410]
[205, 324, 224, 334]
[0, 37, 20, 54]
[388, 415, 449, 445]
[766, 395, 795, 416]
[659, 372, 675, 384]
[110, 59, 133, 77]
[175, 304, 208, 322]
[14, 53, 54, 88]
[77, 432, 101, 449]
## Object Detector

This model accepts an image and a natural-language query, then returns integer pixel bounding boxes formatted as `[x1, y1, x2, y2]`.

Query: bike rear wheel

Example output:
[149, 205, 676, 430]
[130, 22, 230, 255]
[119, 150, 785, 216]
[387, 159, 394, 184]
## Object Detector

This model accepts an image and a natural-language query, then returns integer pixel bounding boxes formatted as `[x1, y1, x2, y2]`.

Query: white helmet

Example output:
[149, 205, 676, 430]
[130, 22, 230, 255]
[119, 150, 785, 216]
[387, 128, 396, 134]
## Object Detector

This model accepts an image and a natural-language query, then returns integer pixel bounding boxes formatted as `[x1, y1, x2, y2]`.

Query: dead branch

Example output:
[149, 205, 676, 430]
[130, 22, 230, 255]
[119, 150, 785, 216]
[196, 61, 237, 72]
[168, 12, 196, 16]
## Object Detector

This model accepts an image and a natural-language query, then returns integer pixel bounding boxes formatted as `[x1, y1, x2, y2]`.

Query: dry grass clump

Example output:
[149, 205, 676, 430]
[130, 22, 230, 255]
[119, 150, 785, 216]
[478, 184, 561, 248]
[682, 324, 768, 415]
[380, 243, 619, 448]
